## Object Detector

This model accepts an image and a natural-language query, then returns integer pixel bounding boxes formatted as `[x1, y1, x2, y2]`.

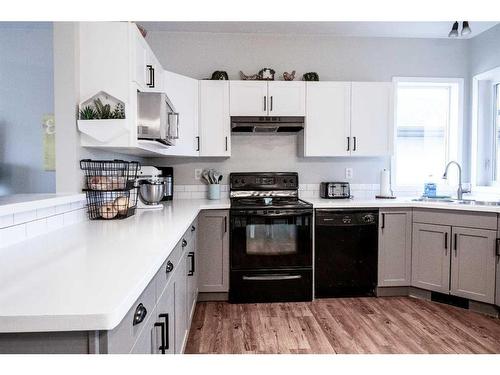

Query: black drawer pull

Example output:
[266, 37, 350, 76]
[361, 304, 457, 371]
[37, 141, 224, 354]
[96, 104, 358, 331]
[191, 225, 196, 232]
[158, 313, 169, 350]
[132, 303, 147, 326]
[182, 239, 188, 248]
[381, 213, 385, 229]
[188, 252, 195, 276]
[496, 238, 500, 257]
[154, 321, 166, 354]
[165, 261, 174, 273]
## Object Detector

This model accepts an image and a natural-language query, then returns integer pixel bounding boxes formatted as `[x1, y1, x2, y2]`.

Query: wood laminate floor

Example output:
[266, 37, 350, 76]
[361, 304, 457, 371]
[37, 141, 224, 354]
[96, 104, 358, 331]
[185, 297, 500, 354]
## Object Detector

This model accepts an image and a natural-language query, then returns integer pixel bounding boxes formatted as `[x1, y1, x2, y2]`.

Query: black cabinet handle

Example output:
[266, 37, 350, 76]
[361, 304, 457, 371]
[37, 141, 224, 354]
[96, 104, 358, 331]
[146, 64, 153, 87]
[196, 136, 200, 152]
[444, 232, 448, 249]
[158, 313, 169, 350]
[188, 252, 195, 276]
[454, 233, 458, 255]
[182, 239, 188, 248]
[270, 96, 273, 111]
[496, 238, 500, 257]
[381, 213, 385, 229]
[353, 136, 357, 151]
[264, 96, 267, 111]
[224, 216, 227, 233]
[165, 260, 174, 273]
[132, 303, 147, 326]
[151, 67, 155, 88]
[347, 137, 350, 151]
[225, 136, 228, 152]
[154, 322, 166, 354]
[191, 225, 196, 232]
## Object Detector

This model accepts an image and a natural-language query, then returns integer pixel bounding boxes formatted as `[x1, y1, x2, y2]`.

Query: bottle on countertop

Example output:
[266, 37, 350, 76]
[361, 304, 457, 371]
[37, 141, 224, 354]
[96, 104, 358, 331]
[423, 175, 437, 197]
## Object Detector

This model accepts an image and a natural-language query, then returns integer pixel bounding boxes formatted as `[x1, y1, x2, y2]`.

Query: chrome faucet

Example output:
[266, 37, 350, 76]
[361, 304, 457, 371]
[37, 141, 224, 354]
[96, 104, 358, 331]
[442, 161, 469, 200]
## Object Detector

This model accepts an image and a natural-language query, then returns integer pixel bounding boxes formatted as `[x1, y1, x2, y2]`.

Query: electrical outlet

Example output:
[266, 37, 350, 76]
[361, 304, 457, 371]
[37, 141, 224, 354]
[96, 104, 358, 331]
[194, 168, 202, 180]
[345, 168, 353, 179]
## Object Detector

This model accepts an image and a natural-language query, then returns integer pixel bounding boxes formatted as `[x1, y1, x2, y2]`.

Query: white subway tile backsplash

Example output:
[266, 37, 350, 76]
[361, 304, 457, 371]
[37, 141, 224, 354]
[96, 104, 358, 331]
[70, 201, 85, 210]
[0, 214, 14, 229]
[174, 185, 186, 192]
[55, 203, 72, 214]
[191, 192, 206, 199]
[36, 206, 56, 219]
[175, 192, 191, 200]
[26, 219, 48, 238]
[13, 210, 37, 225]
[47, 214, 64, 231]
[0, 224, 26, 248]
[185, 185, 198, 192]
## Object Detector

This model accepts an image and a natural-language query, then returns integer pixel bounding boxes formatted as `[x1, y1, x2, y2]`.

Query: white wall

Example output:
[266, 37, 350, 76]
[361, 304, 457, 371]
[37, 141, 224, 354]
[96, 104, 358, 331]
[146, 31, 469, 185]
[0, 22, 55, 195]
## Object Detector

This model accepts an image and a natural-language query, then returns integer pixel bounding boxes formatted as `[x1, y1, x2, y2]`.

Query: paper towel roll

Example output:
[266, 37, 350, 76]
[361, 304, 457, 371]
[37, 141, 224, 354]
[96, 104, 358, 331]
[380, 169, 391, 197]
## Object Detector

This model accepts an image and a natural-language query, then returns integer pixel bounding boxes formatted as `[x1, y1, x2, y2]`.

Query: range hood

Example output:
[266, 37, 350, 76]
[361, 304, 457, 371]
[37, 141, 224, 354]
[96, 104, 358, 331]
[231, 116, 304, 133]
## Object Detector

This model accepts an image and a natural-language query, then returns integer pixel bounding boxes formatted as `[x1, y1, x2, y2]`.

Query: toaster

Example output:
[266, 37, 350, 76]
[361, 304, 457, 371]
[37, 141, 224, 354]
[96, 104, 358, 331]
[320, 182, 351, 199]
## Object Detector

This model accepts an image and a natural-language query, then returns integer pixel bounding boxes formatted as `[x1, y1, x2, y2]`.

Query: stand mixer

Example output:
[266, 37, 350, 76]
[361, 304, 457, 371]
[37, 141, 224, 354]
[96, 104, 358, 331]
[136, 166, 166, 209]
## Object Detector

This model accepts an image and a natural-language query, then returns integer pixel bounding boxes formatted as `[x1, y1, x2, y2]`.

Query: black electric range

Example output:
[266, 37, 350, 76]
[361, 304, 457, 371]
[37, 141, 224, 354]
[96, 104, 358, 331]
[228, 172, 313, 303]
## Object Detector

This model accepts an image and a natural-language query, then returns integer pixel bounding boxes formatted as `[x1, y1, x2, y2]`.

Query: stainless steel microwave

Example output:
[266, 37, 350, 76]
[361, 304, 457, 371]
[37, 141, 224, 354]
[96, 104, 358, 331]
[137, 92, 179, 146]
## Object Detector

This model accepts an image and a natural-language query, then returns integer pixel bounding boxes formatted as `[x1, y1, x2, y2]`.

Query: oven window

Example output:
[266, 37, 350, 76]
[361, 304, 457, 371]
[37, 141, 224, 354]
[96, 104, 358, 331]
[246, 220, 298, 256]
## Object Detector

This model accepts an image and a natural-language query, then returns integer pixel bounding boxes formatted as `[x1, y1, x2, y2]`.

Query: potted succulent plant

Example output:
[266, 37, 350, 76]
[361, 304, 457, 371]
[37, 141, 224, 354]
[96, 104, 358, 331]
[77, 91, 128, 143]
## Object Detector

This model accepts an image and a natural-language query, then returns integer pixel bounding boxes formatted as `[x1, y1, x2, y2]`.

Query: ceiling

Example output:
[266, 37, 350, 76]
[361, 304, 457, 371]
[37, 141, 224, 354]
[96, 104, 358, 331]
[140, 21, 498, 39]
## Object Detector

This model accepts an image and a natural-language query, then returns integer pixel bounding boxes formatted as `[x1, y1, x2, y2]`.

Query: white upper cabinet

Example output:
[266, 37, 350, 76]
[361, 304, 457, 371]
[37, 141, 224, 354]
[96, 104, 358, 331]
[199, 81, 231, 157]
[132, 27, 163, 92]
[304, 82, 351, 156]
[229, 81, 305, 116]
[229, 81, 268, 116]
[350, 82, 393, 156]
[267, 81, 306, 116]
[162, 71, 199, 156]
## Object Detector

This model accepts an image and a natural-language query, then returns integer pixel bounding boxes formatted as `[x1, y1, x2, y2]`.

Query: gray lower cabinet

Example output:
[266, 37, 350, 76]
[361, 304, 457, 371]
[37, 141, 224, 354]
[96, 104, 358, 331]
[497, 217, 500, 307]
[174, 250, 188, 353]
[378, 209, 412, 287]
[154, 280, 175, 354]
[450, 227, 497, 304]
[412, 209, 499, 305]
[411, 223, 451, 293]
[198, 210, 229, 292]
[186, 223, 198, 321]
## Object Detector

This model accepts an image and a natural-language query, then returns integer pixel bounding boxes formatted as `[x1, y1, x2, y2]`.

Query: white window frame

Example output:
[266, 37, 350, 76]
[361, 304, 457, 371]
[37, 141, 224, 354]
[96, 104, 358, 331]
[391, 77, 464, 189]
[471, 67, 500, 193]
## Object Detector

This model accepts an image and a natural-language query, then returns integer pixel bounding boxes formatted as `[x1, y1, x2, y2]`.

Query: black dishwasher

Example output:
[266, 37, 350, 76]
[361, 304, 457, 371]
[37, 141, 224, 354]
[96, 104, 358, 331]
[315, 209, 378, 298]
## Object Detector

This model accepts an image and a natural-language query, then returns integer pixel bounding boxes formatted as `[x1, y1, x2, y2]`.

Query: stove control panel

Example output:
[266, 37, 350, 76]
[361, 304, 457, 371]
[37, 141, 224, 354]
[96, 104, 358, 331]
[230, 173, 298, 190]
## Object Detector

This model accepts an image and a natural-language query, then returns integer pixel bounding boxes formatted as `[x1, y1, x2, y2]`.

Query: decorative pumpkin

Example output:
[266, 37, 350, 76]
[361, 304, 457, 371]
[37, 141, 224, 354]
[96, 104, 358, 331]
[210, 71, 229, 80]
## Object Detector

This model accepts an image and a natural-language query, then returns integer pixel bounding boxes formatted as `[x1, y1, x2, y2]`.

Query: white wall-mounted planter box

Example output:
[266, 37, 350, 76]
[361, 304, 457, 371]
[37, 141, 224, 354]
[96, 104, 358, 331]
[77, 119, 129, 143]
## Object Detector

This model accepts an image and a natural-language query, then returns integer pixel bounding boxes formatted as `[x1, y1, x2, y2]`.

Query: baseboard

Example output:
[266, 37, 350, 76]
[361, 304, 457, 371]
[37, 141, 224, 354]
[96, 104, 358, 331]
[376, 286, 409, 297]
[197, 292, 228, 302]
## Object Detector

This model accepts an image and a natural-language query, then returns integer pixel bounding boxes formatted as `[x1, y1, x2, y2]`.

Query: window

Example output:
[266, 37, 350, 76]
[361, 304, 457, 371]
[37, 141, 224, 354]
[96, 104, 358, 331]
[393, 78, 462, 187]
[494, 83, 500, 181]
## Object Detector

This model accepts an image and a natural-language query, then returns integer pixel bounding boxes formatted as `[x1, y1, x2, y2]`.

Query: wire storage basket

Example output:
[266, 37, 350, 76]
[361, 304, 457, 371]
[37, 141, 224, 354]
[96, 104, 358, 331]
[80, 159, 141, 220]
[80, 159, 140, 190]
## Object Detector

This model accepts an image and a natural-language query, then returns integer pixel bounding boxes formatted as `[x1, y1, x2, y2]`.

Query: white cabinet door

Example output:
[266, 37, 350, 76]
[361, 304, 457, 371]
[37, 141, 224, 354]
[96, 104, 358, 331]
[163, 71, 199, 156]
[199, 81, 230, 157]
[133, 30, 148, 91]
[450, 227, 497, 304]
[350, 82, 393, 156]
[304, 82, 351, 156]
[268, 81, 306, 116]
[229, 81, 268, 116]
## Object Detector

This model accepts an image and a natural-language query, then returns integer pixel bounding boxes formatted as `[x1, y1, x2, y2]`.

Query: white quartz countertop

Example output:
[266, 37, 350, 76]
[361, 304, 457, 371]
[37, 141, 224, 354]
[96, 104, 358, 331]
[1, 196, 500, 334]
[0, 199, 229, 333]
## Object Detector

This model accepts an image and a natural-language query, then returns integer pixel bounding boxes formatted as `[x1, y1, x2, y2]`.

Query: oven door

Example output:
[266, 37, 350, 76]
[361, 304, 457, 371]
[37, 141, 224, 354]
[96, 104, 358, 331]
[230, 209, 312, 269]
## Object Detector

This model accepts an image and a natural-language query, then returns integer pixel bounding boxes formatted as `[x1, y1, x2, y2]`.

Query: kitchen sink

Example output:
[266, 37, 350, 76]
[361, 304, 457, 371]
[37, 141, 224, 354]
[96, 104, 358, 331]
[412, 197, 500, 206]
[412, 197, 455, 203]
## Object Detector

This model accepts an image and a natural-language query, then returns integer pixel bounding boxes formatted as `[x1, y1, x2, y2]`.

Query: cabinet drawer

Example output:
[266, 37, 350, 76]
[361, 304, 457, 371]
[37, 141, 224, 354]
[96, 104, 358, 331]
[413, 209, 497, 230]
[155, 240, 182, 301]
[106, 277, 156, 354]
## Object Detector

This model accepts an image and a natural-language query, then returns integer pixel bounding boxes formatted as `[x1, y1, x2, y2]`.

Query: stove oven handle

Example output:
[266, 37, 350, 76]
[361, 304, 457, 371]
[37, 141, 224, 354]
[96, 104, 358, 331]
[242, 275, 302, 281]
[246, 211, 311, 218]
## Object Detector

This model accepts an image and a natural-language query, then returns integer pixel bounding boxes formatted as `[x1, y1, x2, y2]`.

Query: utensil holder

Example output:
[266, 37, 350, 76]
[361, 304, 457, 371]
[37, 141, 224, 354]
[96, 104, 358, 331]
[208, 184, 220, 200]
